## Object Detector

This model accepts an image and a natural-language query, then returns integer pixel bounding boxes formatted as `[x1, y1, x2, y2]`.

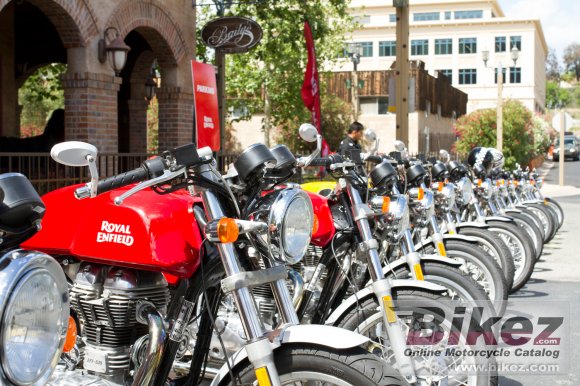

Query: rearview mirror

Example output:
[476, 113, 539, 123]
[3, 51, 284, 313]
[364, 128, 377, 142]
[393, 140, 407, 152]
[439, 149, 450, 163]
[299, 123, 318, 143]
[51, 141, 98, 167]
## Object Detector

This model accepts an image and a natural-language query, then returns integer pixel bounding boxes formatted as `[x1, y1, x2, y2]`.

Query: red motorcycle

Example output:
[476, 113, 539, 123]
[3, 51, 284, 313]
[23, 139, 402, 386]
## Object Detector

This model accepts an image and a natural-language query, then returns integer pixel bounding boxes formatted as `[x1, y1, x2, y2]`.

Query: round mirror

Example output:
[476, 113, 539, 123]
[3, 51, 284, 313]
[393, 140, 407, 152]
[298, 123, 318, 143]
[439, 149, 450, 163]
[50, 141, 98, 167]
[364, 128, 377, 142]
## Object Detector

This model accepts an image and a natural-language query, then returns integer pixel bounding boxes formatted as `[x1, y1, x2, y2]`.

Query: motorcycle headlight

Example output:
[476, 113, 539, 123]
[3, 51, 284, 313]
[249, 188, 313, 264]
[370, 195, 410, 240]
[456, 177, 473, 205]
[0, 250, 69, 386]
[441, 184, 456, 208]
[480, 179, 494, 200]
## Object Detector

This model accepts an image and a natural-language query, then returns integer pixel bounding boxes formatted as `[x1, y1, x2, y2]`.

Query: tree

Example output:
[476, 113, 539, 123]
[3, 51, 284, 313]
[18, 63, 66, 137]
[563, 42, 580, 82]
[454, 100, 537, 169]
[546, 81, 571, 108]
[196, 1, 354, 152]
[545, 47, 561, 81]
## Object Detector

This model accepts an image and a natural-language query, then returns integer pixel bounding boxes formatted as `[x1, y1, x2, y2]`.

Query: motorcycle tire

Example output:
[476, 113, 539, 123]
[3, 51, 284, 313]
[218, 344, 407, 386]
[486, 220, 535, 293]
[526, 203, 557, 243]
[507, 211, 544, 260]
[385, 261, 500, 316]
[456, 226, 515, 292]
[334, 290, 498, 386]
[420, 240, 508, 316]
[544, 197, 564, 230]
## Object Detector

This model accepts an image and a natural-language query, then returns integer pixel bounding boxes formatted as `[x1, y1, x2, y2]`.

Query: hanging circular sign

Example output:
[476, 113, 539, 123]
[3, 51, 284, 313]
[201, 16, 262, 54]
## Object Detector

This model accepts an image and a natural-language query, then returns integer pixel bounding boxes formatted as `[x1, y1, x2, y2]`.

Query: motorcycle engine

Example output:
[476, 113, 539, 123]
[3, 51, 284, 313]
[68, 263, 170, 383]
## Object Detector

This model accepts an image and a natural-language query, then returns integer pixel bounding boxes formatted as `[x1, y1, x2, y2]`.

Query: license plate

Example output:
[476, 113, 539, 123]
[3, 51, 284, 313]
[84, 348, 107, 373]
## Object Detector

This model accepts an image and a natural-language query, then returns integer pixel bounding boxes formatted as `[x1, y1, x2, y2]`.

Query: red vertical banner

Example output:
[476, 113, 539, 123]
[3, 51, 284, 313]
[301, 21, 329, 156]
[191, 61, 220, 151]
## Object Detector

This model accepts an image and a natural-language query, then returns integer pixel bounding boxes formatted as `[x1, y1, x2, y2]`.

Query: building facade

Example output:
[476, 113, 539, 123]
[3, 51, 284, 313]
[339, 0, 548, 114]
[0, 0, 197, 154]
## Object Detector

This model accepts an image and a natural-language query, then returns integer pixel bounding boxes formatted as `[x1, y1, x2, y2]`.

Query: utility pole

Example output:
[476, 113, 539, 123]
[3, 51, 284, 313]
[559, 110, 565, 186]
[497, 62, 503, 152]
[394, 0, 409, 145]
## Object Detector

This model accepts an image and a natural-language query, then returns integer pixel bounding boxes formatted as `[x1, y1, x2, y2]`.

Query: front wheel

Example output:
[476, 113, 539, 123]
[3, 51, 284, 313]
[219, 344, 407, 386]
[544, 197, 564, 229]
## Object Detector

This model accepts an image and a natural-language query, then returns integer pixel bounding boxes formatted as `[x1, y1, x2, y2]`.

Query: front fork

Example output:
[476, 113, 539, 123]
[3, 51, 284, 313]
[345, 182, 418, 383]
[429, 215, 448, 257]
[400, 229, 424, 281]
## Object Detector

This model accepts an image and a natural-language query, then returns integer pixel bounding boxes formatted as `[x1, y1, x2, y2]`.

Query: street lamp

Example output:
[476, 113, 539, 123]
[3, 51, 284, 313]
[345, 43, 363, 118]
[481, 46, 519, 152]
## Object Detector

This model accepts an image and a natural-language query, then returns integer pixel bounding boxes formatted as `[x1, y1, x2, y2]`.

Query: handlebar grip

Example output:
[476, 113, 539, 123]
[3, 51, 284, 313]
[96, 166, 150, 195]
[309, 157, 333, 167]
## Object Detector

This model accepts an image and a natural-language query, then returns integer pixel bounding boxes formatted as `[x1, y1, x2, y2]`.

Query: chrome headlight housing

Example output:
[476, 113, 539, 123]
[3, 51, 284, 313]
[249, 188, 313, 264]
[408, 188, 434, 226]
[0, 250, 69, 386]
[441, 183, 456, 209]
[456, 177, 473, 206]
[479, 178, 493, 200]
[370, 194, 410, 241]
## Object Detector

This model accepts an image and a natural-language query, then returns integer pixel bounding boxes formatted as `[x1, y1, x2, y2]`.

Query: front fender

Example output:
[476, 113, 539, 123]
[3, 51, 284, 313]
[455, 222, 489, 229]
[381, 255, 462, 278]
[414, 233, 479, 250]
[503, 209, 522, 214]
[324, 279, 447, 326]
[209, 324, 369, 385]
[485, 216, 514, 223]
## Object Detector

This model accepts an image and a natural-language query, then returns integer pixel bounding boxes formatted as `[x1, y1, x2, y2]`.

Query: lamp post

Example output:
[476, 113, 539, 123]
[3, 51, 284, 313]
[482, 46, 519, 152]
[346, 43, 362, 118]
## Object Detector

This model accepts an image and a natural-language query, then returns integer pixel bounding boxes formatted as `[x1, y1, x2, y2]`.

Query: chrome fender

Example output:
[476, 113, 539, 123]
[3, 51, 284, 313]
[455, 222, 489, 229]
[503, 209, 522, 214]
[382, 255, 462, 277]
[210, 324, 369, 385]
[485, 216, 514, 223]
[414, 233, 479, 250]
[324, 279, 447, 326]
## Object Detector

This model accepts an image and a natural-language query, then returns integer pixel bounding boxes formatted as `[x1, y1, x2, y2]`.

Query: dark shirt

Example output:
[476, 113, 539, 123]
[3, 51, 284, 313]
[338, 136, 362, 155]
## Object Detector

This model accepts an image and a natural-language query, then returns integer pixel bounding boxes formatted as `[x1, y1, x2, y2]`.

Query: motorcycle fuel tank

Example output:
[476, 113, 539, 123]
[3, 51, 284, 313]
[305, 191, 336, 247]
[22, 185, 203, 278]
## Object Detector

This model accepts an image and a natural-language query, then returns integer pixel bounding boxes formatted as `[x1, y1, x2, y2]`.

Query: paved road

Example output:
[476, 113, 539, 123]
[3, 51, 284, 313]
[500, 160, 580, 385]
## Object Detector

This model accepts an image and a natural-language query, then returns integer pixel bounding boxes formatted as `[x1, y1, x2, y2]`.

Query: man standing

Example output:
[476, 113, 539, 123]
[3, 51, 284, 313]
[339, 121, 364, 155]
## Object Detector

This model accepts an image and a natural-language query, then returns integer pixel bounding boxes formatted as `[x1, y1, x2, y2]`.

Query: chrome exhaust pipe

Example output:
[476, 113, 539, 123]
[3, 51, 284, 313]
[288, 269, 304, 308]
[132, 302, 167, 386]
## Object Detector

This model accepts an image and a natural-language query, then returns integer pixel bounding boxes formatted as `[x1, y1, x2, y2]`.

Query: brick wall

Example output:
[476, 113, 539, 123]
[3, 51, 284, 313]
[157, 87, 193, 151]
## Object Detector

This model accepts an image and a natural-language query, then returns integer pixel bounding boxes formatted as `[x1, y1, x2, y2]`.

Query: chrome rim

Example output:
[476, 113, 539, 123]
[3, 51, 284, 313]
[490, 228, 526, 282]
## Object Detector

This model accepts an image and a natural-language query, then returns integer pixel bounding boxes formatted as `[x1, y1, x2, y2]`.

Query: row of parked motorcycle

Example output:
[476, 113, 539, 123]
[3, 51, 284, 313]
[0, 123, 562, 386]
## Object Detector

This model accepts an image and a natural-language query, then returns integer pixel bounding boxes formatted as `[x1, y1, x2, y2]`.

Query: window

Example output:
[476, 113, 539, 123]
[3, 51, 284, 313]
[454, 10, 483, 19]
[459, 69, 477, 84]
[510, 67, 522, 83]
[439, 69, 452, 81]
[444, 11, 452, 20]
[379, 41, 396, 57]
[495, 36, 506, 52]
[360, 97, 389, 115]
[494, 67, 506, 84]
[360, 42, 373, 57]
[411, 39, 429, 56]
[459, 37, 477, 54]
[414, 12, 440, 21]
[389, 14, 396, 23]
[510, 36, 522, 51]
[435, 39, 452, 55]
[354, 15, 371, 25]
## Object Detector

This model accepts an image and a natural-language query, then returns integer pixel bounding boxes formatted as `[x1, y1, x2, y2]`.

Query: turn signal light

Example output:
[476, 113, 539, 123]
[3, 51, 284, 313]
[312, 214, 320, 235]
[417, 187, 425, 200]
[382, 196, 391, 213]
[217, 218, 239, 243]
[437, 182, 444, 192]
[476, 179, 482, 187]
[62, 316, 78, 353]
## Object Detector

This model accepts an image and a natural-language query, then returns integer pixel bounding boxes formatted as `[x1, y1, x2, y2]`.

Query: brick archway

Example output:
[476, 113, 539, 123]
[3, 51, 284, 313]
[0, 0, 99, 47]
[107, 1, 187, 67]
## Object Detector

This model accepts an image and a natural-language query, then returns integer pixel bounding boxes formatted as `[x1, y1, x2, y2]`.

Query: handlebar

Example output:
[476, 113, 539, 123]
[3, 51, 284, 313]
[308, 157, 333, 167]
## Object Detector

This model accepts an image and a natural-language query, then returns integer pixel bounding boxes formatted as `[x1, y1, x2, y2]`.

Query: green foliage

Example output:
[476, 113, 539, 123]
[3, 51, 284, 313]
[563, 42, 580, 81]
[455, 100, 543, 169]
[18, 63, 66, 137]
[546, 81, 571, 108]
[147, 97, 159, 154]
[196, 0, 354, 152]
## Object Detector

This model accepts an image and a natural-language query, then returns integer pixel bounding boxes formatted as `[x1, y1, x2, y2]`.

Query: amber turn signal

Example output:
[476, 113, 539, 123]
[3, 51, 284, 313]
[417, 187, 425, 200]
[312, 214, 319, 235]
[382, 196, 391, 213]
[62, 315, 78, 353]
[217, 218, 239, 243]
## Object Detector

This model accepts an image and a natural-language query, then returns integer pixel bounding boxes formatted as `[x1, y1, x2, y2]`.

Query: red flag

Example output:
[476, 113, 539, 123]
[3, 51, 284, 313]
[301, 21, 329, 156]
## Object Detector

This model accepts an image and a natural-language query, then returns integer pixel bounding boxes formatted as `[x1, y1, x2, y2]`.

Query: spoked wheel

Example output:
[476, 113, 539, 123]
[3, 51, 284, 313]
[526, 203, 557, 243]
[486, 221, 535, 292]
[421, 240, 507, 316]
[544, 197, 564, 229]
[507, 211, 544, 260]
[335, 291, 497, 386]
[457, 227, 515, 291]
[219, 344, 407, 386]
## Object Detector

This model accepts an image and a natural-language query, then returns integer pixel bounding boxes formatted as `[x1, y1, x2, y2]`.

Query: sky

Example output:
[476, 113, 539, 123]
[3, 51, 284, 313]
[498, 0, 580, 63]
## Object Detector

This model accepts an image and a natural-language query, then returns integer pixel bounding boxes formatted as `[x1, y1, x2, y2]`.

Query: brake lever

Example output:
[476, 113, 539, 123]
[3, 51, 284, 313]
[113, 167, 186, 206]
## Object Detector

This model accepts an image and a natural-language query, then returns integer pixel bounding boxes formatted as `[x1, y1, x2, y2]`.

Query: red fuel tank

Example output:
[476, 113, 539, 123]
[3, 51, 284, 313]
[23, 185, 203, 278]
[306, 191, 336, 247]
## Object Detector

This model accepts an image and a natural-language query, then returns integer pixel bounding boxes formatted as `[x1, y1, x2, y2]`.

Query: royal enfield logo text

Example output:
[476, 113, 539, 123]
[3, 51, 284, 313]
[96, 221, 134, 246]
